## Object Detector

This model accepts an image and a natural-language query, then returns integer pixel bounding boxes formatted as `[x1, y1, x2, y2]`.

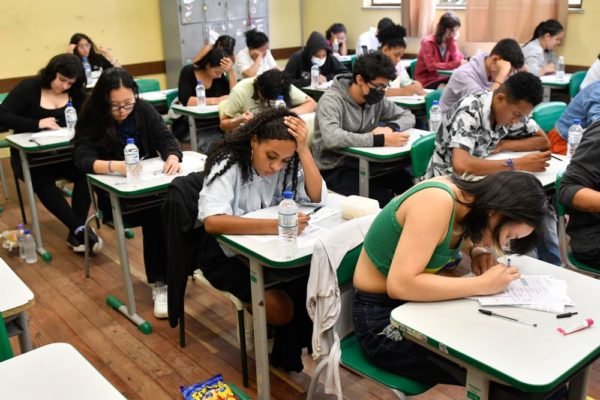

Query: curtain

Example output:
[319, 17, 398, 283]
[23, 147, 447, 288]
[466, 0, 568, 43]
[401, 0, 437, 38]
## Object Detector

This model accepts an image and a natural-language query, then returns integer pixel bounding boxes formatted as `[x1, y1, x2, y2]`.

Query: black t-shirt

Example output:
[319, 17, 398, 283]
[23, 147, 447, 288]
[177, 64, 230, 106]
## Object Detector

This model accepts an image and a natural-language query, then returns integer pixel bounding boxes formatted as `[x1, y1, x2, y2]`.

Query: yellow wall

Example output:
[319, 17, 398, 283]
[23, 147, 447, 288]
[269, 0, 302, 49]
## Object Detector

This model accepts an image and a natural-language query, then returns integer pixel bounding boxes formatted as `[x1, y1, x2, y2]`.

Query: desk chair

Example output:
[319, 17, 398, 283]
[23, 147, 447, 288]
[410, 133, 436, 182]
[307, 227, 434, 399]
[135, 79, 160, 93]
[163, 89, 179, 128]
[531, 102, 567, 133]
[409, 59, 417, 79]
[569, 71, 586, 98]
[0, 312, 14, 362]
[555, 174, 600, 278]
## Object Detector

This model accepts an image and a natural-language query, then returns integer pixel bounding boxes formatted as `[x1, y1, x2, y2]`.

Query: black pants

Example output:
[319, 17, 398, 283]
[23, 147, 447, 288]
[321, 165, 413, 207]
[572, 247, 600, 269]
[12, 153, 90, 233]
[98, 193, 166, 283]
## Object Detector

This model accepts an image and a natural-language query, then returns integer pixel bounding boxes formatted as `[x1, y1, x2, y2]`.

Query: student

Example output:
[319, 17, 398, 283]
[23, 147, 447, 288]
[522, 19, 565, 77]
[377, 24, 425, 97]
[234, 29, 278, 78]
[0, 53, 102, 254]
[558, 121, 600, 269]
[177, 47, 236, 153]
[427, 72, 550, 179]
[283, 31, 349, 88]
[439, 39, 524, 112]
[68, 33, 120, 71]
[219, 69, 316, 132]
[355, 17, 394, 56]
[580, 53, 600, 90]
[325, 23, 348, 56]
[192, 35, 237, 64]
[311, 52, 416, 206]
[73, 68, 182, 318]
[198, 108, 326, 372]
[548, 80, 600, 154]
[353, 171, 546, 385]
[414, 12, 466, 89]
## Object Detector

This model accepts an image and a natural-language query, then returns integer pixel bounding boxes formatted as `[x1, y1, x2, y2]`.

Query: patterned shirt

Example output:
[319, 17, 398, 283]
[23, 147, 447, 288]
[426, 91, 540, 178]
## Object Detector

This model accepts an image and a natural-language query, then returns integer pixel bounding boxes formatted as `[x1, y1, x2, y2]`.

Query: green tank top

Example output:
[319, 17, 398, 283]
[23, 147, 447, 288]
[364, 181, 463, 277]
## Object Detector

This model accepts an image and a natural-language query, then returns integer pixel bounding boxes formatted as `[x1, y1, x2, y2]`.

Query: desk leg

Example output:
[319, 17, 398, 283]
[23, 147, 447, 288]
[16, 312, 32, 352]
[465, 369, 490, 400]
[567, 366, 591, 400]
[105, 192, 152, 334]
[358, 158, 370, 197]
[18, 150, 51, 262]
[188, 116, 198, 152]
[543, 86, 551, 103]
[249, 258, 270, 400]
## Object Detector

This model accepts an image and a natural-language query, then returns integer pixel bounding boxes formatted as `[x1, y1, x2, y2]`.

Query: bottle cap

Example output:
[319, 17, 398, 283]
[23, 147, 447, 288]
[127, 138, 135, 144]
[432, 100, 439, 105]
[283, 190, 293, 199]
[277, 95, 284, 100]
[197, 80, 203, 84]
[17, 224, 24, 228]
[24, 229, 30, 235]
[67, 101, 73, 107]
[83, 56, 88, 61]
[573, 119, 581, 125]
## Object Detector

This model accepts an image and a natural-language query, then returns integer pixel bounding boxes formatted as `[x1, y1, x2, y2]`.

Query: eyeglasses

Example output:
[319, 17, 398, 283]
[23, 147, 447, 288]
[110, 102, 135, 112]
[78, 44, 92, 50]
[367, 81, 390, 92]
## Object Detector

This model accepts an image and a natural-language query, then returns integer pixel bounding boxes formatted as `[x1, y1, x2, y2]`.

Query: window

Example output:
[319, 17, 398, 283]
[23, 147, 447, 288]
[370, 0, 581, 8]
[568, 0, 583, 8]
[370, 0, 400, 5]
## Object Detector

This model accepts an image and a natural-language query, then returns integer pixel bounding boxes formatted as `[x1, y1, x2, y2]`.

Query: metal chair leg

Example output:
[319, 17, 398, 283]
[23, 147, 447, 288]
[13, 169, 26, 225]
[237, 309, 249, 387]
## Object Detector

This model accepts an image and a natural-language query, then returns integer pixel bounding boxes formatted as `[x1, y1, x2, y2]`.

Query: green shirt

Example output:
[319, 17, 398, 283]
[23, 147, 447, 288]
[364, 181, 463, 277]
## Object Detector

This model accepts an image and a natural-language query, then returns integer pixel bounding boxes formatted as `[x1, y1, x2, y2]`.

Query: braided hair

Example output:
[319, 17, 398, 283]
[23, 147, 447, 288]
[205, 108, 301, 198]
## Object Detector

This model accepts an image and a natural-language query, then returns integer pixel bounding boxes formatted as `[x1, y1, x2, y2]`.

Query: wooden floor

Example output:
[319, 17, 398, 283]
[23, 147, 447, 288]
[1, 157, 599, 400]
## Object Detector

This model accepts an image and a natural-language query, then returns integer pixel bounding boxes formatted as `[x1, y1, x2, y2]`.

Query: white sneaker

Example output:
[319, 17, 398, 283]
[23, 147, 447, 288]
[152, 285, 168, 319]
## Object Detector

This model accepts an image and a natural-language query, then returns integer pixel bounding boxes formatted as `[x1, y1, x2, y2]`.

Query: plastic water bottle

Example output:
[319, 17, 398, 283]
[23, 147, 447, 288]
[195, 80, 206, 107]
[124, 138, 141, 182]
[23, 229, 37, 264]
[65, 101, 77, 133]
[429, 100, 442, 133]
[332, 38, 340, 56]
[82, 56, 93, 84]
[17, 223, 25, 259]
[556, 56, 565, 82]
[273, 95, 286, 110]
[566, 119, 583, 162]
[278, 191, 298, 258]
[311, 64, 320, 88]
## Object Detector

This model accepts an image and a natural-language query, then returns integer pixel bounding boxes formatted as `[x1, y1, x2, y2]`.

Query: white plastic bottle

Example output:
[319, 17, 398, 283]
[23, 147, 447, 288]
[195, 80, 206, 107]
[124, 138, 141, 182]
[429, 100, 442, 133]
[311, 64, 320, 88]
[332, 38, 340, 56]
[556, 56, 565, 82]
[82, 56, 93, 84]
[273, 95, 286, 110]
[566, 118, 583, 162]
[65, 101, 77, 133]
[278, 191, 298, 259]
[17, 223, 25, 259]
[23, 229, 37, 264]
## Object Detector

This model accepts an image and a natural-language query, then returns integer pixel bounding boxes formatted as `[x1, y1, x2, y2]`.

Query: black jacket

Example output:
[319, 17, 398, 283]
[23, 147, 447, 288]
[284, 31, 348, 88]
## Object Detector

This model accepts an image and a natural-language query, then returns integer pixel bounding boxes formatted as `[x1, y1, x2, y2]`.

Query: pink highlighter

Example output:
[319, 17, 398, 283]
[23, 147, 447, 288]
[557, 318, 594, 336]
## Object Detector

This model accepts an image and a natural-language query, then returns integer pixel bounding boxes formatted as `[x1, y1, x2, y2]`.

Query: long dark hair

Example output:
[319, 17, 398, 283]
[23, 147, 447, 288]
[69, 33, 106, 66]
[39, 53, 86, 103]
[75, 68, 139, 155]
[325, 23, 346, 40]
[434, 12, 461, 45]
[193, 48, 228, 70]
[527, 19, 564, 44]
[204, 108, 300, 197]
[451, 171, 547, 254]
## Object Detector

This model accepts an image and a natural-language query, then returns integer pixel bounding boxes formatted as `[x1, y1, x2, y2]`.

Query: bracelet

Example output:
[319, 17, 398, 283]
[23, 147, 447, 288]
[504, 158, 514, 170]
[108, 160, 114, 173]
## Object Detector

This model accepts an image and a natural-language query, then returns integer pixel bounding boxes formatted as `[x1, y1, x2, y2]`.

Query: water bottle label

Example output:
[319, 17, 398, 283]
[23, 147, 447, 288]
[278, 212, 298, 228]
[125, 152, 139, 165]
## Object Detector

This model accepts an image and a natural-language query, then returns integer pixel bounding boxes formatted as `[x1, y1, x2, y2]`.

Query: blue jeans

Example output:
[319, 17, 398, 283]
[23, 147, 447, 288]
[535, 209, 561, 266]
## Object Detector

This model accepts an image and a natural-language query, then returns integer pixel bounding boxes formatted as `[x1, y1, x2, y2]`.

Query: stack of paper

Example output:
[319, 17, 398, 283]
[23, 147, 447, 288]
[469, 275, 575, 314]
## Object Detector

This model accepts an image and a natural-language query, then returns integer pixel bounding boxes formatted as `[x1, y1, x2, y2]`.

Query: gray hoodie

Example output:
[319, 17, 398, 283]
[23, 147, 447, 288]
[311, 73, 416, 170]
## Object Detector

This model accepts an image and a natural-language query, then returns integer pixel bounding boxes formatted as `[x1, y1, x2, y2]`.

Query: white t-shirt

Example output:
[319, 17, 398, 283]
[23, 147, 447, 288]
[355, 28, 379, 56]
[581, 58, 600, 90]
[234, 47, 278, 77]
[390, 62, 413, 88]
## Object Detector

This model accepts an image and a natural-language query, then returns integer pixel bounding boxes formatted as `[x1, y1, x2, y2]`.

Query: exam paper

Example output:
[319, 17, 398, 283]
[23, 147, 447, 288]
[30, 128, 74, 141]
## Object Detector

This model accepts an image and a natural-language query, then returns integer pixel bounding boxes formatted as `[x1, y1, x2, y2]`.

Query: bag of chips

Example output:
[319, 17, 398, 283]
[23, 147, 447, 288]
[180, 374, 238, 400]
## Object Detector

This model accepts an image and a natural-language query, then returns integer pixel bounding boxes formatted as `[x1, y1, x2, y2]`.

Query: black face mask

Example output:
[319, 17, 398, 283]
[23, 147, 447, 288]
[364, 88, 385, 105]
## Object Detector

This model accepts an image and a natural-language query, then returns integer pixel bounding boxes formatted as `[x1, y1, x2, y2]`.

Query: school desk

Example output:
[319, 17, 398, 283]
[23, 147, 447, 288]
[86, 151, 205, 333]
[6, 132, 74, 261]
[0, 343, 126, 399]
[483, 151, 566, 189]
[170, 103, 220, 153]
[541, 73, 572, 103]
[216, 193, 346, 400]
[390, 254, 600, 400]
[0, 257, 35, 353]
[139, 89, 170, 108]
[338, 128, 431, 197]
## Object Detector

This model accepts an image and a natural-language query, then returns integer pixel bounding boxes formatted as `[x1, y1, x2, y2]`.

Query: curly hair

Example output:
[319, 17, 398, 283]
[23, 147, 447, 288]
[205, 108, 301, 198]
[497, 71, 543, 107]
[377, 24, 408, 49]
[252, 69, 292, 107]
[353, 51, 397, 83]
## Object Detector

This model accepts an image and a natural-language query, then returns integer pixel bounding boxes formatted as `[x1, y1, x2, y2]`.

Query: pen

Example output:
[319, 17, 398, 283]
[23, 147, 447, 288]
[556, 312, 578, 319]
[306, 206, 323, 216]
[478, 308, 537, 327]
[551, 155, 563, 161]
[507, 258, 511, 268]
